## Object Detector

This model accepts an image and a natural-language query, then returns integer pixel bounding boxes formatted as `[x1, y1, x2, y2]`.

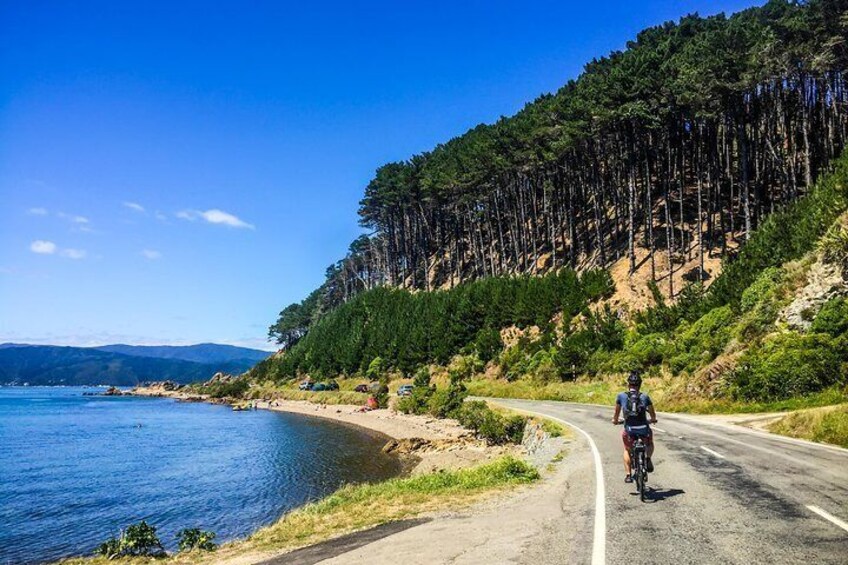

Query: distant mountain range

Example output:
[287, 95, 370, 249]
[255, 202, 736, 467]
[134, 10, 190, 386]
[0, 343, 272, 387]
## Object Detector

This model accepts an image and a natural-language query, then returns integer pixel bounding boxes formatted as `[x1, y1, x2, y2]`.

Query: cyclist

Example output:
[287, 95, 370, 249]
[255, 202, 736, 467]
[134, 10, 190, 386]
[612, 370, 657, 483]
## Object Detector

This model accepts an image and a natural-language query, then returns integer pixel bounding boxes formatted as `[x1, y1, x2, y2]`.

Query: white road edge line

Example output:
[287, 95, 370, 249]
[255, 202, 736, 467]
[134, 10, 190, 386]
[652, 426, 666, 433]
[700, 446, 725, 459]
[487, 402, 606, 564]
[549, 414, 606, 565]
[506, 408, 605, 565]
[807, 505, 848, 533]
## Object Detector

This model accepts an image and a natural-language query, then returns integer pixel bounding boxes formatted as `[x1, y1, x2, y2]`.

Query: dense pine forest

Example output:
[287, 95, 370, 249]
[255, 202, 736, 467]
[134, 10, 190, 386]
[258, 0, 848, 402]
[272, 0, 847, 343]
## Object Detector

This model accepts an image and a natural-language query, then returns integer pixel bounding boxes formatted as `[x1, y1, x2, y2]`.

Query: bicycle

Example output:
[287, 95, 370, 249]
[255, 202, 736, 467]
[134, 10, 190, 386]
[630, 434, 649, 501]
[614, 422, 650, 501]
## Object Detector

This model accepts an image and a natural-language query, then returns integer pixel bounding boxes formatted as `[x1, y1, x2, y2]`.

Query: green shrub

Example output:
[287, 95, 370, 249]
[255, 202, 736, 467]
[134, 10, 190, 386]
[454, 400, 490, 431]
[95, 520, 165, 558]
[448, 354, 484, 381]
[810, 297, 848, 337]
[731, 333, 845, 400]
[740, 267, 782, 313]
[176, 528, 217, 552]
[531, 355, 561, 383]
[472, 328, 503, 363]
[819, 216, 848, 264]
[366, 357, 385, 381]
[207, 378, 250, 399]
[454, 401, 527, 445]
[626, 333, 671, 368]
[427, 373, 467, 418]
[579, 269, 615, 301]
[670, 306, 734, 372]
[373, 382, 390, 408]
[554, 331, 593, 377]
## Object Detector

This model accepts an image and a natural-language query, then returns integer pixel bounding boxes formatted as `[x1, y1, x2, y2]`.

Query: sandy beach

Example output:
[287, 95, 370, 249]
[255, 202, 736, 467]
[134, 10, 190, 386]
[131, 386, 518, 474]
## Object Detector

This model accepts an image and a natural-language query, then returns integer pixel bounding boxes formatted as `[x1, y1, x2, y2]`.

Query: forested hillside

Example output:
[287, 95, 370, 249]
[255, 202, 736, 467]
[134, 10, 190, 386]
[271, 0, 848, 349]
[254, 148, 848, 409]
[0, 345, 260, 386]
[255, 0, 848, 410]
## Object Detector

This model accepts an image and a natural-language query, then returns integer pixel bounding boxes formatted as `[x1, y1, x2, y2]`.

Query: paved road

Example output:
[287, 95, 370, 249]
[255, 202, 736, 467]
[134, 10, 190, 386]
[491, 398, 848, 565]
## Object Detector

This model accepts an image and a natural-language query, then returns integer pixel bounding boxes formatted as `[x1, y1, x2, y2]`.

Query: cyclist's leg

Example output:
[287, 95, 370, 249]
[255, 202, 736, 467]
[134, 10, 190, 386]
[621, 430, 632, 475]
[645, 432, 655, 472]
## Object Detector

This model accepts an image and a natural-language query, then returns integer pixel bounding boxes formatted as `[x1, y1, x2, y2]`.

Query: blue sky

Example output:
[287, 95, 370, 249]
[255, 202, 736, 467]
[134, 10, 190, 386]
[0, 0, 761, 350]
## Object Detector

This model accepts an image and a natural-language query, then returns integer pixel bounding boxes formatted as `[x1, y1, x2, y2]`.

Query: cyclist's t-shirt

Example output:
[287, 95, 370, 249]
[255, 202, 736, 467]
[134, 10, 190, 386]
[616, 390, 652, 435]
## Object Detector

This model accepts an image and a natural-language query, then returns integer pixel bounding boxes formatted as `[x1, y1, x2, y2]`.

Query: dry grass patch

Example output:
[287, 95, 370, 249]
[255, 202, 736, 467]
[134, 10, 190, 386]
[768, 404, 848, 448]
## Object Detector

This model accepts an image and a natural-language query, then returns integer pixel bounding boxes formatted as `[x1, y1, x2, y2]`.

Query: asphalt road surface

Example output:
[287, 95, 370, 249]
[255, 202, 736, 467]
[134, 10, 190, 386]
[490, 398, 848, 565]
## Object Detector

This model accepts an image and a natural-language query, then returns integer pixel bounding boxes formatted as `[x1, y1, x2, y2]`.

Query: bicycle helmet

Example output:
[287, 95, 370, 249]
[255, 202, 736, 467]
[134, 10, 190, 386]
[627, 370, 642, 388]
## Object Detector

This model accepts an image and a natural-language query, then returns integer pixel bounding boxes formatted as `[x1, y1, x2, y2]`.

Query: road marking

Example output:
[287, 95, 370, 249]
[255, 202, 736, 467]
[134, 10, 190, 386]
[572, 408, 585, 413]
[700, 446, 725, 459]
[492, 403, 605, 565]
[652, 426, 666, 433]
[807, 505, 848, 533]
[551, 415, 606, 565]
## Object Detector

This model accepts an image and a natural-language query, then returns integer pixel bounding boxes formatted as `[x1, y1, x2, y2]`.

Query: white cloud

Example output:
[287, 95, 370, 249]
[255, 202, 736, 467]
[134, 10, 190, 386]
[29, 240, 87, 259]
[28, 207, 48, 216]
[57, 212, 90, 224]
[154, 211, 167, 221]
[30, 240, 57, 254]
[61, 248, 87, 260]
[141, 249, 162, 260]
[200, 209, 253, 229]
[177, 208, 254, 229]
[124, 202, 145, 213]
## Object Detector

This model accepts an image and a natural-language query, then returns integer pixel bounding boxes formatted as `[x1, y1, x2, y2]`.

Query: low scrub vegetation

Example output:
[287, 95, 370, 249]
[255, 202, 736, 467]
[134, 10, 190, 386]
[94, 522, 217, 560]
[395, 366, 528, 445]
[769, 404, 848, 448]
[175, 528, 217, 553]
[95, 521, 165, 559]
[202, 379, 250, 400]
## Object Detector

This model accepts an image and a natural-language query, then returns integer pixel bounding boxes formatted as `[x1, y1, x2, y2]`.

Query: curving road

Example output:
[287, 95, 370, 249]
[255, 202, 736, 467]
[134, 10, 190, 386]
[490, 398, 848, 565]
[262, 398, 848, 565]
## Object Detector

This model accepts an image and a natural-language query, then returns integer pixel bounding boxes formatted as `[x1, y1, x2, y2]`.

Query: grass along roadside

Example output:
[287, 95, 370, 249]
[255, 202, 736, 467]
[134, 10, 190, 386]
[240, 456, 538, 554]
[465, 377, 848, 415]
[767, 404, 848, 448]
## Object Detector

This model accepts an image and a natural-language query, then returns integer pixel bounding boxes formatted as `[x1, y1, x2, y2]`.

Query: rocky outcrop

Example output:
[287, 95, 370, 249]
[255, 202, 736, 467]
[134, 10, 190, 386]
[205, 372, 235, 385]
[382, 436, 479, 455]
[780, 258, 848, 331]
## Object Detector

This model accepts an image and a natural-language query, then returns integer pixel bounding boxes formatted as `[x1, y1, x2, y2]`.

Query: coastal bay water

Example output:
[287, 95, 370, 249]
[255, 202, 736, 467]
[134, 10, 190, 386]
[0, 387, 402, 564]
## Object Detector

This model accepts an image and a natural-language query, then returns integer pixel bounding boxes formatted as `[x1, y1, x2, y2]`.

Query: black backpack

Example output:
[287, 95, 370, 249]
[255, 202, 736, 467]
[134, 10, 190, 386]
[623, 390, 645, 419]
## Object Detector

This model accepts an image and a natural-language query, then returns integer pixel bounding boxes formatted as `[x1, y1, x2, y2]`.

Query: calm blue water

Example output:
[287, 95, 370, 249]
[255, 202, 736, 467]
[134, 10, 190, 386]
[0, 387, 401, 564]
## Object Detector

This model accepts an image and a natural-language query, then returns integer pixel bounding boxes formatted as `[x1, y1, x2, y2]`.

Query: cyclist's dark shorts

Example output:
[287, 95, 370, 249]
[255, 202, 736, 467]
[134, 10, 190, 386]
[622, 428, 653, 448]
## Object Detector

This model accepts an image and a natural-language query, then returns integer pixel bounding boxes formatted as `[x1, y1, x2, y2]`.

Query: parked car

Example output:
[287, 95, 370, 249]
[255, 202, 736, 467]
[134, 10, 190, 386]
[298, 380, 313, 391]
[354, 383, 370, 393]
[368, 381, 383, 394]
[397, 384, 414, 397]
[310, 381, 339, 392]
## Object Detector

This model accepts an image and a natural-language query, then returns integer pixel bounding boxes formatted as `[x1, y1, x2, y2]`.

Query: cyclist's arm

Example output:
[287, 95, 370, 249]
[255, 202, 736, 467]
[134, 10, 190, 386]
[612, 402, 621, 424]
[648, 404, 657, 423]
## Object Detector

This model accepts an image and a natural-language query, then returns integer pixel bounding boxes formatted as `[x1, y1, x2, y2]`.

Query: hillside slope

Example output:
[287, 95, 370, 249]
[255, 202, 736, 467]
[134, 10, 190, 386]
[0, 345, 258, 386]
[253, 150, 848, 417]
[93, 343, 269, 365]
[269, 0, 848, 345]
